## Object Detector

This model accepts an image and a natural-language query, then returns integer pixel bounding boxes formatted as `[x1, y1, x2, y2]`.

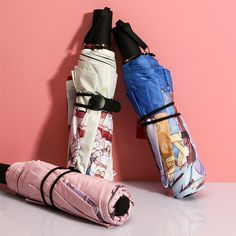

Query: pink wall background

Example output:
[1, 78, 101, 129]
[1, 1, 235, 181]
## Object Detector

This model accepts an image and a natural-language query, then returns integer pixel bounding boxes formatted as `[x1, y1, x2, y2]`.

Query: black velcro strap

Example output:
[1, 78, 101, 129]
[140, 102, 175, 122]
[40, 167, 67, 206]
[141, 113, 181, 126]
[116, 20, 148, 51]
[74, 93, 121, 113]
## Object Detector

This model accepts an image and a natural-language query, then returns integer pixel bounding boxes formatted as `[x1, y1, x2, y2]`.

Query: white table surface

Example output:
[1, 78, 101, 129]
[0, 182, 235, 236]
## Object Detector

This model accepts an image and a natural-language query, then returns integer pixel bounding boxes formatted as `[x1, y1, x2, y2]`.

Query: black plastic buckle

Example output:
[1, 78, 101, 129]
[75, 93, 121, 113]
[88, 95, 106, 110]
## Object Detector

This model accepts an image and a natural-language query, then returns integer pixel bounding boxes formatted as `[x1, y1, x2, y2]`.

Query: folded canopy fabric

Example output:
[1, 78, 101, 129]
[0, 161, 133, 227]
[113, 20, 205, 198]
[67, 49, 119, 180]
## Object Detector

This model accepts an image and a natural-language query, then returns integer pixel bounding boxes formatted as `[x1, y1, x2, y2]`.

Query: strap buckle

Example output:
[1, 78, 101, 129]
[75, 93, 121, 113]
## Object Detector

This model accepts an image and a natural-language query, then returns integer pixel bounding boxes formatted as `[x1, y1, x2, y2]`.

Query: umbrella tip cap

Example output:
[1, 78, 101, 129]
[114, 195, 130, 216]
[0, 163, 10, 185]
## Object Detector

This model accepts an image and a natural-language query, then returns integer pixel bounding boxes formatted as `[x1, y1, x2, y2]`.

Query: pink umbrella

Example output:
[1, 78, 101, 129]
[0, 161, 134, 227]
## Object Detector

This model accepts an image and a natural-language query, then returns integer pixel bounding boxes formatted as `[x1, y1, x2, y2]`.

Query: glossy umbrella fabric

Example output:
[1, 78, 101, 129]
[0, 161, 134, 227]
[113, 21, 205, 198]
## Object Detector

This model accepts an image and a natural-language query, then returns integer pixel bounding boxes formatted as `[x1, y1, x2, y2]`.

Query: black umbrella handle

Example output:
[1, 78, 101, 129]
[113, 20, 154, 61]
[115, 20, 149, 51]
[84, 7, 112, 48]
[0, 163, 10, 185]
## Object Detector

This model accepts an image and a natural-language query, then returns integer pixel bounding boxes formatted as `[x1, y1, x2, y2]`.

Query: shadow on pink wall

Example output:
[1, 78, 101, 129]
[34, 13, 92, 167]
[33, 13, 160, 181]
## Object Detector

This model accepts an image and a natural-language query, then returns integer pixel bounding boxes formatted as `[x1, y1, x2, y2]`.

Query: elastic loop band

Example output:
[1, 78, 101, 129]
[49, 170, 76, 208]
[40, 167, 67, 206]
[140, 102, 174, 122]
[141, 113, 181, 126]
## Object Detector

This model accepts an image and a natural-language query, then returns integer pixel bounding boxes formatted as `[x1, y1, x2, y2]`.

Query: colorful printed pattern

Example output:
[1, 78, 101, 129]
[153, 93, 205, 198]
[123, 54, 205, 198]
[86, 112, 113, 178]
[68, 108, 113, 178]
[68, 110, 86, 168]
[64, 180, 105, 222]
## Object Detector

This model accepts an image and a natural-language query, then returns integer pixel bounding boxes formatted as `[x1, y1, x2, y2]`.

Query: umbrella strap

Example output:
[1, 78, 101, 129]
[141, 113, 181, 126]
[116, 20, 148, 51]
[74, 92, 121, 113]
[140, 102, 175, 122]
[40, 167, 67, 206]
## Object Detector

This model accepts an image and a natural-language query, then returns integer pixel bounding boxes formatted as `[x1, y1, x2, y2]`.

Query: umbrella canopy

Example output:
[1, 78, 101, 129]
[67, 8, 120, 180]
[0, 161, 134, 227]
[113, 20, 205, 198]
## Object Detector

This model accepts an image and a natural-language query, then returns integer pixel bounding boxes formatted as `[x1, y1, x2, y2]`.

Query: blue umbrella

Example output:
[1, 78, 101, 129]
[113, 20, 205, 198]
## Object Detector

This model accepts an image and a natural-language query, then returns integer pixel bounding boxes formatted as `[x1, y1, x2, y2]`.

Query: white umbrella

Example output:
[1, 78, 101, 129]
[67, 8, 120, 180]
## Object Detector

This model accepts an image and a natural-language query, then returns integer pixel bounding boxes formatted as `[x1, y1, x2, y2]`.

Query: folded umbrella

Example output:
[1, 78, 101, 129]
[67, 8, 120, 180]
[113, 20, 205, 198]
[0, 161, 133, 227]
